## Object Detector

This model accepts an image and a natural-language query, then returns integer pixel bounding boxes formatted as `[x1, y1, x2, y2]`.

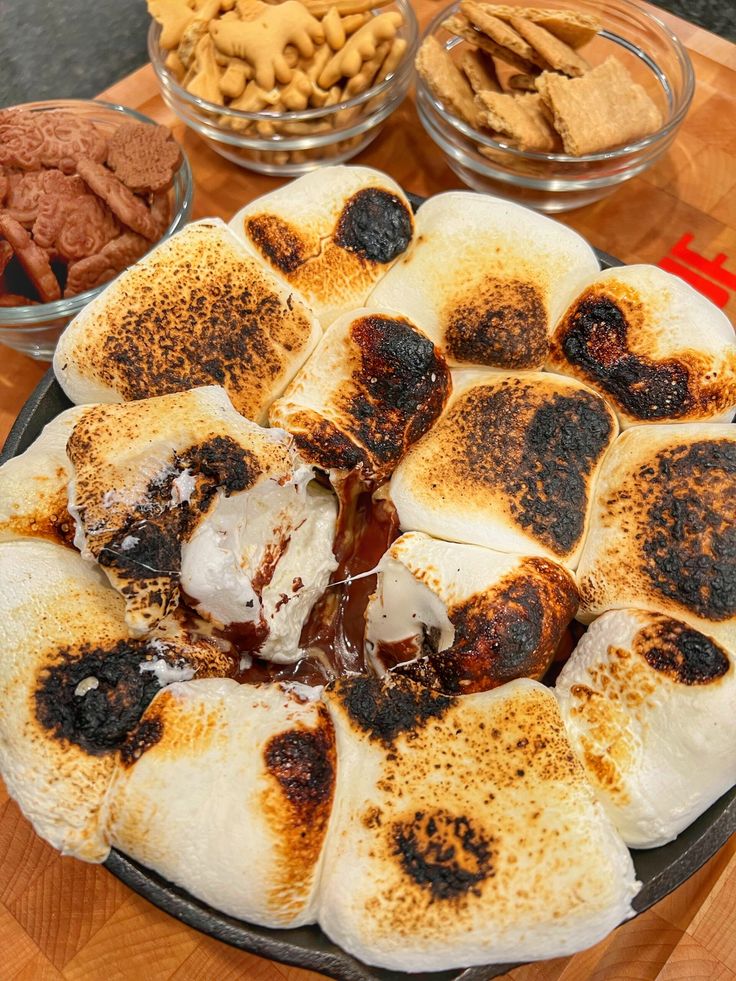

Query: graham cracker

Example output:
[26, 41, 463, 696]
[506, 71, 538, 91]
[460, 48, 502, 94]
[461, 1, 550, 68]
[442, 13, 538, 74]
[476, 89, 558, 151]
[490, 54, 530, 92]
[416, 35, 481, 127]
[535, 56, 663, 155]
[510, 15, 591, 76]
[475, 5, 601, 48]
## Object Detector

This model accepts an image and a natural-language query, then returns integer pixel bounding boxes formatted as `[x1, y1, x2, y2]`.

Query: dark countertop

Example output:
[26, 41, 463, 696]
[0, 0, 734, 108]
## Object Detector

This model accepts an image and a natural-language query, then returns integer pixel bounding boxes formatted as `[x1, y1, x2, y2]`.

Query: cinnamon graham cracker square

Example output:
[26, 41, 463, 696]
[442, 13, 539, 74]
[510, 15, 590, 76]
[460, 48, 502, 94]
[536, 56, 663, 154]
[416, 35, 481, 127]
[476, 89, 558, 150]
[461, 1, 548, 67]
[475, 5, 601, 48]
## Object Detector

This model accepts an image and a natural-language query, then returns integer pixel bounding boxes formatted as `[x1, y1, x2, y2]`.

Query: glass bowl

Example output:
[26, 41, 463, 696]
[0, 99, 194, 361]
[416, 0, 695, 212]
[148, 0, 418, 176]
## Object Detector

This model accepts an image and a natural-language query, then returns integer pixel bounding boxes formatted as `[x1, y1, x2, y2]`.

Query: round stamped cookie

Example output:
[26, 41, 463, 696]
[106, 121, 182, 194]
[0, 109, 45, 169]
[0, 109, 107, 174]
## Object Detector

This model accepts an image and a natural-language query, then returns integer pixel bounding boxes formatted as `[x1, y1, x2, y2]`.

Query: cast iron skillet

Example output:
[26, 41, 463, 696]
[2, 197, 735, 981]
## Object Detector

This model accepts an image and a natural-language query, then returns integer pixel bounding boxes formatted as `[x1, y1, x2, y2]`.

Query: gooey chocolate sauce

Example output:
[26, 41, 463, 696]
[193, 472, 400, 687]
[179, 470, 578, 690]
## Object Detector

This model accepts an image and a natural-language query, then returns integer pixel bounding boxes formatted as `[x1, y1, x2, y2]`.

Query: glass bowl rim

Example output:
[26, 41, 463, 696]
[0, 98, 194, 325]
[418, 0, 696, 164]
[147, 0, 419, 124]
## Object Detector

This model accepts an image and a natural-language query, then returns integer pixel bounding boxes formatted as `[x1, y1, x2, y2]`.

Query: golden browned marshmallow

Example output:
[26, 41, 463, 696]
[53, 219, 321, 424]
[0, 540, 122, 862]
[576, 424, 736, 649]
[556, 609, 736, 848]
[365, 531, 579, 692]
[368, 191, 599, 369]
[0, 406, 86, 548]
[229, 166, 414, 327]
[269, 308, 451, 481]
[317, 675, 639, 971]
[108, 679, 336, 926]
[65, 386, 314, 636]
[0, 539, 230, 862]
[547, 264, 736, 427]
[390, 371, 618, 569]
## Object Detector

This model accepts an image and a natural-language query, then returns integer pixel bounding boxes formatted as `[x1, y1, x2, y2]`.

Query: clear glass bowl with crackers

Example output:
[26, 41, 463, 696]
[415, 0, 695, 212]
[0, 99, 194, 360]
[147, 0, 418, 175]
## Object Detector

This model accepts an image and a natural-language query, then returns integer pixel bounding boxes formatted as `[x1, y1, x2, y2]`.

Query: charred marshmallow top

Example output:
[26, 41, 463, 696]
[66, 385, 337, 658]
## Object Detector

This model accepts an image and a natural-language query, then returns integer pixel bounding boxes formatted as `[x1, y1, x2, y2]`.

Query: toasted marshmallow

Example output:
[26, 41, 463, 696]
[229, 167, 414, 326]
[318, 675, 639, 971]
[269, 309, 451, 481]
[547, 264, 736, 427]
[66, 386, 335, 644]
[0, 405, 85, 546]
[108, 678, 336, 927]
[0, 539, 230, 862]
[556, 609, 736, 848]
[390, 371, 618, 568]
[53, 218, 320, 424]
[367, 191, 599, 369]
[181, 481, 338, 662]
[365, 531, 578, 692]
[576, 424, 736, 649]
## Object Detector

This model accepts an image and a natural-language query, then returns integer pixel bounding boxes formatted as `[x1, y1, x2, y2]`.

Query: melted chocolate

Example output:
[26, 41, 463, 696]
[180, 473, 399, 687]
[172, 469, 575, 692]
[299, 475, 400, 676]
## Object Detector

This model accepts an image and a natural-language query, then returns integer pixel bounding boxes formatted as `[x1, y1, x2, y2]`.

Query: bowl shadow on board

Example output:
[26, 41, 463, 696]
[2, 202, 734, 981]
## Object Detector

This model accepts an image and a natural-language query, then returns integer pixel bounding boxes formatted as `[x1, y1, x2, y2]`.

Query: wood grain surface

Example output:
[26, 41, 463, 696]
[1, 1, 735, 977]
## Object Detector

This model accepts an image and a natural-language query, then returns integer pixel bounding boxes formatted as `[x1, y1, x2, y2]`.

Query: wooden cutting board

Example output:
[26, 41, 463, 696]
[1, 1, 735, 978]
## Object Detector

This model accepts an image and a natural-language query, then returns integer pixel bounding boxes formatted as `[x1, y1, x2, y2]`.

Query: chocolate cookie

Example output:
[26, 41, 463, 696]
[107, 122, 182, 194]
[0, 211, 61, 302]
[76, 159, 159, 241]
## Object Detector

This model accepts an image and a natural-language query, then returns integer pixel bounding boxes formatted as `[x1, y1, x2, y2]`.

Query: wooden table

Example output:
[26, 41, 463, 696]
[1, 2, 736, 978]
